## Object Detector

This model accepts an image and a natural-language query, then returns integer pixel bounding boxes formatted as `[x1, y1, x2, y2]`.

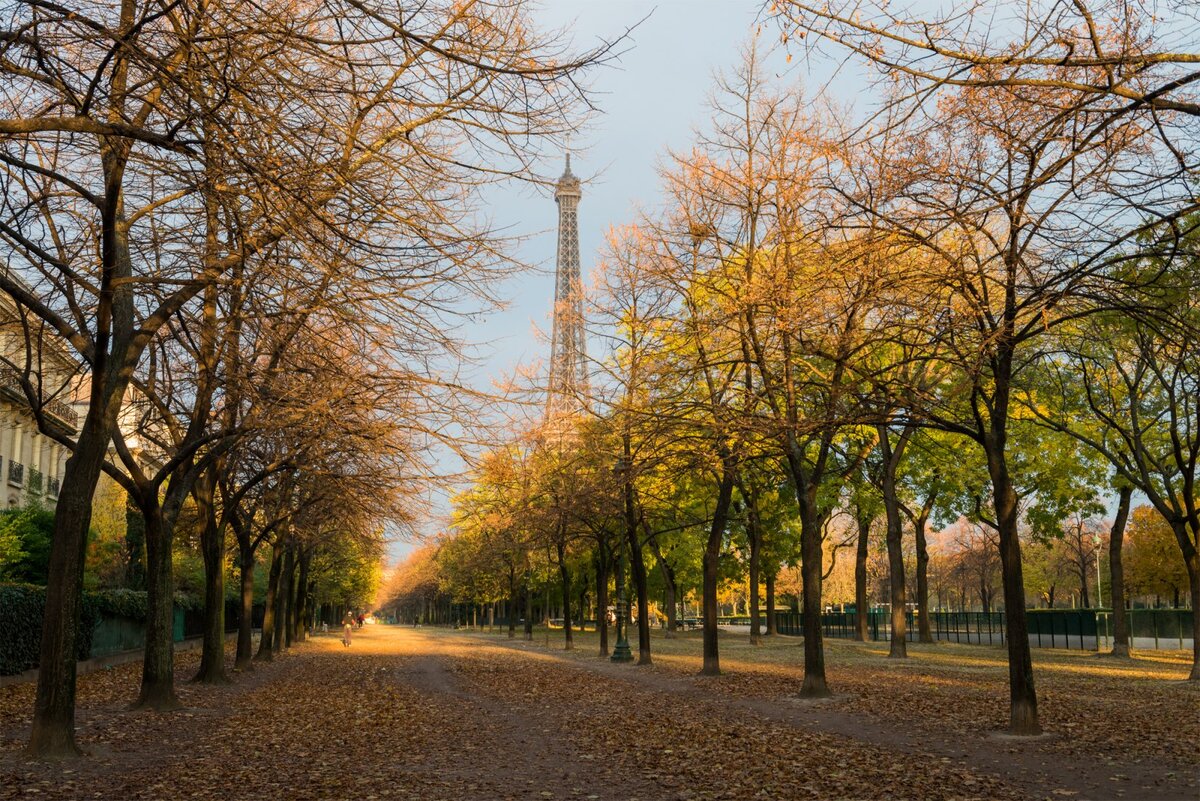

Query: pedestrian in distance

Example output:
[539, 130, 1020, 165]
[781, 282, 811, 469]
[342, 611, 354, 647]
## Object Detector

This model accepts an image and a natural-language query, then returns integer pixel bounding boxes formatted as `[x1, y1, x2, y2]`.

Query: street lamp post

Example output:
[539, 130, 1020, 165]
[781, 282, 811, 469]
[1093, 532, 1103, 608]
[611, 455, 633, 663]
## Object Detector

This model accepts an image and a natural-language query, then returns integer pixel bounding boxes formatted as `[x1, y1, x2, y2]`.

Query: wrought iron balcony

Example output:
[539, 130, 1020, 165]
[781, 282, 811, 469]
[8, 461, 24, 488]
[0, 366, 80, 430]
[28, 468, 43, 495]
[48, 476, 60, 497]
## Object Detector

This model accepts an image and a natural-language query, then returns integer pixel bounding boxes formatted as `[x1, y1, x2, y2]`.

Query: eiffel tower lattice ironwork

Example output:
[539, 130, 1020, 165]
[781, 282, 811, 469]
[547, 154, 588, 415]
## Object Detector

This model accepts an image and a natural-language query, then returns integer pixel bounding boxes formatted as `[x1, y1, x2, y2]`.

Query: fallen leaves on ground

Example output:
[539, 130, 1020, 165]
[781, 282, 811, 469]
[0, 627, 1194, 800]
[586, 631, 1198, 770]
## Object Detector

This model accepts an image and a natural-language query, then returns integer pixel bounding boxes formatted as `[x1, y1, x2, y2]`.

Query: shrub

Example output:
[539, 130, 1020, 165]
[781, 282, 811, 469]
[0, 584, 96, 676]
[89, 588, 149, 621]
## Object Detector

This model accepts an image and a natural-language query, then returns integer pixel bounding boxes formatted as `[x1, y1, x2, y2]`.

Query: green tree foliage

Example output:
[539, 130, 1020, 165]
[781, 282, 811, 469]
[1022, 537, 1078, 609]
[0, 505, 55, 585]
[0, 520, 26, 580]
[310, 531, 384, 610]
[85, 477, 129, 590]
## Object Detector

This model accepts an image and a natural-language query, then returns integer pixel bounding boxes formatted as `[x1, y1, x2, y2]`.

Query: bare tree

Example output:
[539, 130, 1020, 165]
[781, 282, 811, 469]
[768, 0, 1200, 118]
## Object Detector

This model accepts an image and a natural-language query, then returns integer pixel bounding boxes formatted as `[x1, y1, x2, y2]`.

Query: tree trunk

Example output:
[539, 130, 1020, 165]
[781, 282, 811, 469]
[877, 426, 912, 658]
[235, 534, 256, 671]
[294, 549, 311, 643]
[662, 558, 678, 637]
[627, 523, 652, 666]
[1109, 486, 1132, 657]
[853, 506, 870, 642]
[277, 546, 294, 652]
[765, 570, 777, 636]
[628, 534, 651, 665]
[578, 581, 588, 634]
[596, 545, 609, 656]
[747, 493, 762, 646]
[508, 566, 517, 639]
[702, 467, 736, 676]
[914, 511, 934, 643]
[797, 500, 830, 697]
[1170, 521, 1200, 680]
[28, 417, 114, 757]
[988, 446, 1040, 734]
[193, 471, 229, 684]
[524, 575, 534, 641]
[647, 528, 677, 637]
[255, 544, 283, 662]
[1187, 555, 1200, 680]
[1078, 554, 1091, 610]
[135, 500, 180, 711]
[621, 435, 651, 665]
[555, 535, 573, 650]
[884, 517, 907, 658]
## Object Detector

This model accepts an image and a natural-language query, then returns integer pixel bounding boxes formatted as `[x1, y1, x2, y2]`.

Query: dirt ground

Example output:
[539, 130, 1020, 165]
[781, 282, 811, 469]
[0, 625, 1195, 800]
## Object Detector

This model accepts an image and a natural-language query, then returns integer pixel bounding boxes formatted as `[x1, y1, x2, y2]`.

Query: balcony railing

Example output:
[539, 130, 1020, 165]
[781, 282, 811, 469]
[48, 476, 60, 497]
[28, 468, 43, 496]
[7, 461, 24, 488]
[0, 366, 80, 430]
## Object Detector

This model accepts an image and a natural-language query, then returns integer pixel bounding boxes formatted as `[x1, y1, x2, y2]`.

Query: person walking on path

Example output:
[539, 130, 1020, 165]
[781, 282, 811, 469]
[342, 611, 354, 647]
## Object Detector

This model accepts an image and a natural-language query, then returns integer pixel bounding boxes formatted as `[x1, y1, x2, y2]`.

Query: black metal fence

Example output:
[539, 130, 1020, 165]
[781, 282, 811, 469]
[770, 608, 1193, 651]
[1099, 608, 1194, 650]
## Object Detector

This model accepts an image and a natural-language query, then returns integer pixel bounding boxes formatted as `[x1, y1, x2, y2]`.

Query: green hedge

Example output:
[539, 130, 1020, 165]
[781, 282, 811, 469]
[0, 584, 97, 676]
[86, 589, 202, 621]
[173, 591, 203, 612]
[89, 588, 149, 621]
[1, 585, 205, 675]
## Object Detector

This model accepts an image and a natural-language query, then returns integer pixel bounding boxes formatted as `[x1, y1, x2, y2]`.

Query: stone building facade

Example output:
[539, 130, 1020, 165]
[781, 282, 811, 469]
[0, 295, 82, 508]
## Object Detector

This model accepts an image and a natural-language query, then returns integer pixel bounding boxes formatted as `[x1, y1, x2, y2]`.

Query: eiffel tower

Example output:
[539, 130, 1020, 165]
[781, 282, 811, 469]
[547, 154, 588, 415]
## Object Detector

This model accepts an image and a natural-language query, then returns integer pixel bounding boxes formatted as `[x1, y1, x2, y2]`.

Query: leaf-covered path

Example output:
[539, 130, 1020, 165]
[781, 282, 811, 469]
[0, 626, 1195, 800]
